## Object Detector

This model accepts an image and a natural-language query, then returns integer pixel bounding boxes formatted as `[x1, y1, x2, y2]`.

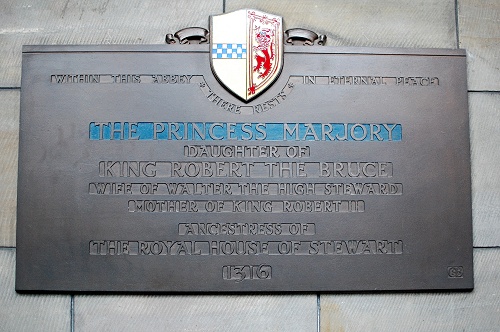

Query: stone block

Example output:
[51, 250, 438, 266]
[320, 248, 500, 331]
[0, 90, 19, 247]
[470, 92, 500, 246]
[0, 249, 70, 331]
[0, 0, 223, 87]
[75, 294, 317, 331]
[226, 0, 457, 48]
[459, 0, 500, 91]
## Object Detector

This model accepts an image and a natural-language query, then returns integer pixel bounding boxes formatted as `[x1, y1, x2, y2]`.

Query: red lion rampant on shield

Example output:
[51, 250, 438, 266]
[253, 28, 274, 79]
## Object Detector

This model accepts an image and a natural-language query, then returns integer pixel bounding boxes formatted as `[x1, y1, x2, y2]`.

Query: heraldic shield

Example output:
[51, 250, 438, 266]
[210, 9, 283, 102]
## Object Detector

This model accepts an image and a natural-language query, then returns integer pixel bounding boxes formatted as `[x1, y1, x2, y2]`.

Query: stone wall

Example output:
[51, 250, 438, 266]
[1, 1, 499, 330]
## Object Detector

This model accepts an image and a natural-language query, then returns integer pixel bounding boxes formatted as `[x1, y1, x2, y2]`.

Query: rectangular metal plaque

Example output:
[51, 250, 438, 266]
[17, 45, 473, 292]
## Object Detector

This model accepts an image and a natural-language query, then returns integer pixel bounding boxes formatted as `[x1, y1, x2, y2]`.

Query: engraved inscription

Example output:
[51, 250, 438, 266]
[126, 199, 365, 213]
[184, 145, 310, 158]
[51, 74, 100, 83]
[202, 86, 244, 114]
[82, 67, 407, 289]
[97, 161, 393, 178]
[89, 122, 402, 142]
[89, 182, 402, 196]
[222, 265, 272, 282]
[151, 75, 193, 84]
[296, 75, 440, 86]
[89, 240, 404, 256]
[178, 223, 315, 236]
[50, 74, 439, 87]
[51, 74, 194, 84]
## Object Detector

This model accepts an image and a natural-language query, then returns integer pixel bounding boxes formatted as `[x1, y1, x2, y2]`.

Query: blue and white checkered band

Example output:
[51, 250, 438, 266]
[212, 43, 247, 59]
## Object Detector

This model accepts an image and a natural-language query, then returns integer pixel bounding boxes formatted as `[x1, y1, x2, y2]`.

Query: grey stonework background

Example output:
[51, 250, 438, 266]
[0, 0, 499, 331]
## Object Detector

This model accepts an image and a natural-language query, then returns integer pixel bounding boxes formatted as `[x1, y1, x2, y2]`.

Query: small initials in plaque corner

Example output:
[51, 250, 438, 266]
[447, 266, 464, 278]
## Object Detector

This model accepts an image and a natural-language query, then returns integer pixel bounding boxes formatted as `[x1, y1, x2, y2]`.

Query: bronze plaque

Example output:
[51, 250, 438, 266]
[16, 43, 473, 292]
